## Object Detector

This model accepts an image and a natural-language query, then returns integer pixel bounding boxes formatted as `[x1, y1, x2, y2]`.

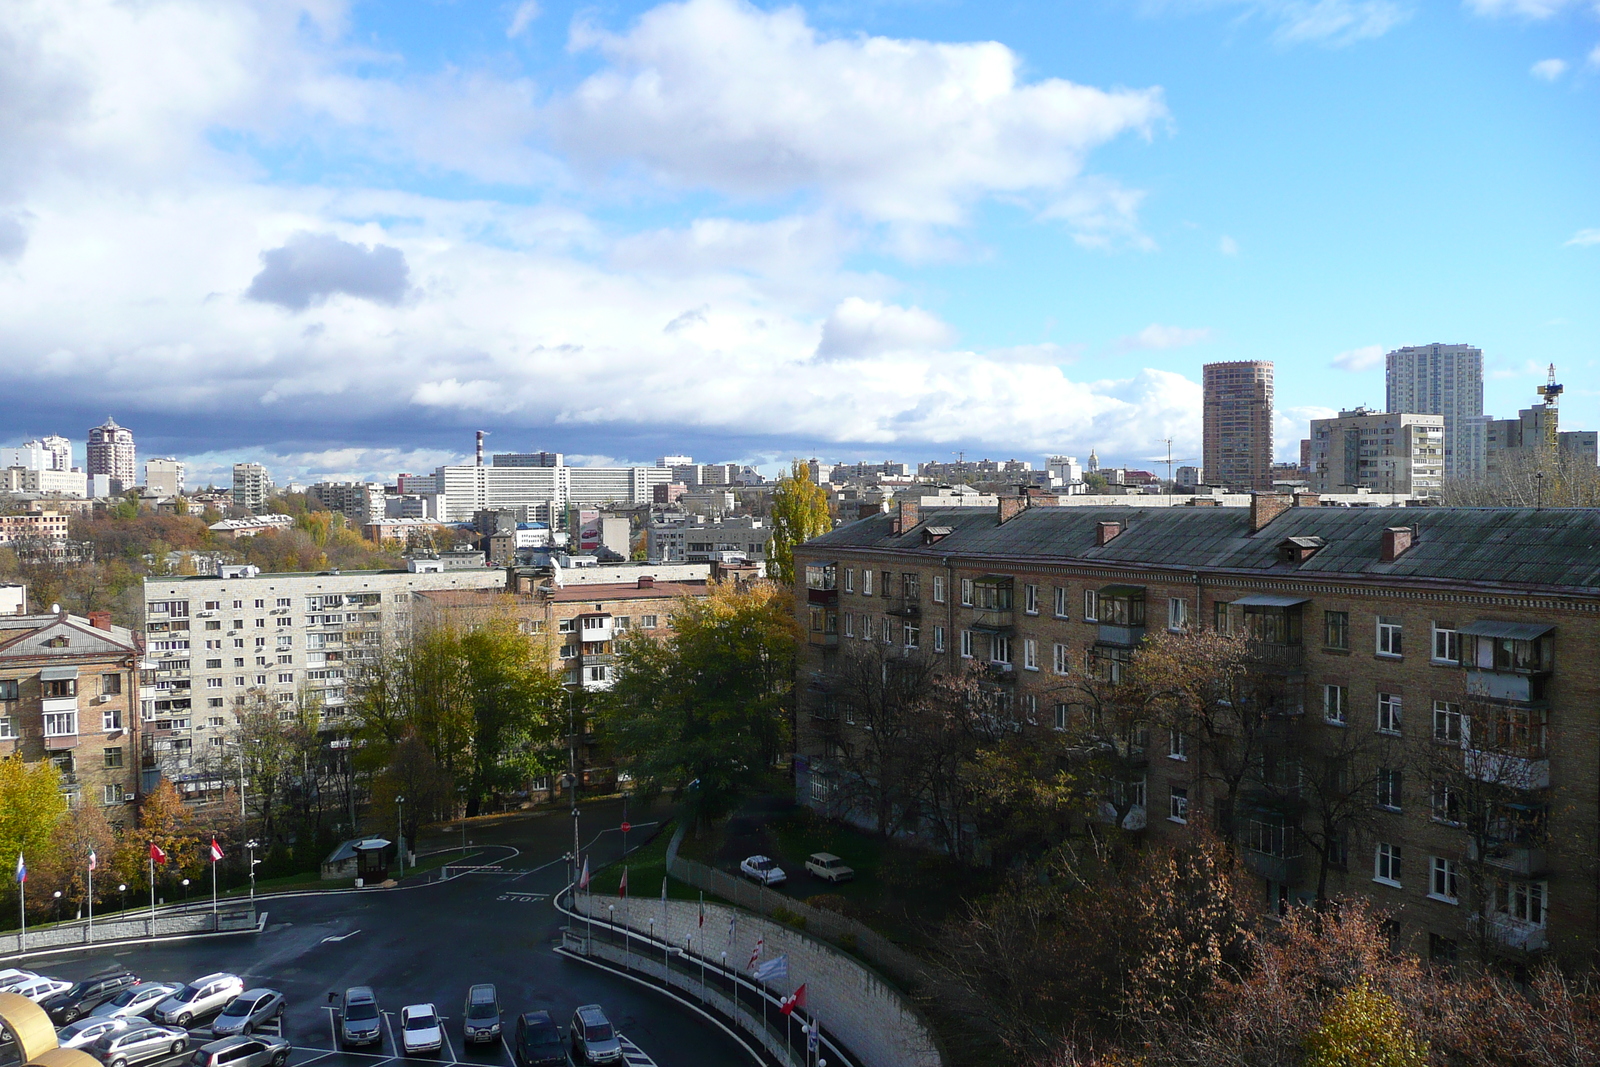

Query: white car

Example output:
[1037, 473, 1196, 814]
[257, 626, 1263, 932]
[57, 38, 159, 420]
[92, 984, 180, 1020]
[739, 855, 787, 886]
[58, 1016, 133, 1050]
[153, 974, 244, 1027]
[400, 1003, 443, 1055]
[16, 977, 74, 1003]
[0, 970, 40, 992]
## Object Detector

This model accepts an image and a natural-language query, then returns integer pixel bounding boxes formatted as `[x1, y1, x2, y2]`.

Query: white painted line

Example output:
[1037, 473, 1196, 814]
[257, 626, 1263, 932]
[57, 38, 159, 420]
[324, 1006, 338, 1050]
[321, 930, 362, 943]
[440, 1024, 458, 1065]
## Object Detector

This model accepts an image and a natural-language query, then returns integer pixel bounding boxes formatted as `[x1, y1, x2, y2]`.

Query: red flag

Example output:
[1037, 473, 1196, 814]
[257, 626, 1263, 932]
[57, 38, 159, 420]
[698, 897, 705, 928]
[149, 842, 167, 864]
[88, 850, 97, 872]
[618, 867, 628, 899]
[748, 936, 764, 971]
[208, 839, 224, 863]
[578, 857, 590, 890]
[781, 984, 807, 1016]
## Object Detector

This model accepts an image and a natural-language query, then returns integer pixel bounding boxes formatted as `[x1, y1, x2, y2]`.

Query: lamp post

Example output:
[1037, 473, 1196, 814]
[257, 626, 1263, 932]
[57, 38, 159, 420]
[246, 840, 260, 902]
[181, 878, 190, 905]
[396, 795, 405, 877]
[52, 890, 61, 924]
[118, 883, 127, 917]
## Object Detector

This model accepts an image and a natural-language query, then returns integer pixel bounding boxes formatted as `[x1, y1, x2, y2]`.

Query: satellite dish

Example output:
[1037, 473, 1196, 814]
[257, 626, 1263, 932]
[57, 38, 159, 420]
[51, 603, 61, 614]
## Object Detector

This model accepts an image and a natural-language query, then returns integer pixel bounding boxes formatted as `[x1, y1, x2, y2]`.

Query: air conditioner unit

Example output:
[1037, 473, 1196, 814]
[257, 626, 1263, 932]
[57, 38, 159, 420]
[122, 792, 135, 802]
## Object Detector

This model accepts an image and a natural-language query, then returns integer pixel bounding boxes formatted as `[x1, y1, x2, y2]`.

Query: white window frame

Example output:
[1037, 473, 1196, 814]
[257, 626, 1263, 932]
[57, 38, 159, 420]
[1053, 586, 1069, 619]
[1024, 584, 1039, 615]
[882, 617, 894, 645]
[904, 623, 920, 649]
[1432, 624, 1460, 665]
[1053, 703, 1068, 731]
[1169, 786, 1189, 824]
[861, 616, 873, 642]
[932, 625, 945, 653]
[0, 716, 17, 740]
[843, 614, 854, 638]
[1323, 684, 1348, 725]
[1053, 643, 1071, 675]
[1377, 692, 1402, 735]
[1373, 842, 1402, 887]
[1432, 700, 1465, 745]
[960, 630, 974, 659]
[1022, 639, 1038, 671]
[101, 708, 122, 732]
[1167, 597, 1188, 632]
[862, 570, 874, 596]
[990, 634, 1012, 664]
[844, 567, 854, 593]
[959, 578, 972, 606]
[1429, 857, 1459, 903]
[1168, 729, 1188, 761]
[1497, 879, 1547, 927]
[1376, 767, 1402, 811]
[1083, 589, 1099, 622]
[1377, 615, 1403, 658]
[931, 575, 945, 603]
[43, 710, 78, 737]
[103, 784, 123, 806]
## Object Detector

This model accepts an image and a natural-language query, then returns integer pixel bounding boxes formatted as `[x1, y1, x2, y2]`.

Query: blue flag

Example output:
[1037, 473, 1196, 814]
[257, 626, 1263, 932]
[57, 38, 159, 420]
[14, 852, 25, 884]
[753, 955, 788, 983]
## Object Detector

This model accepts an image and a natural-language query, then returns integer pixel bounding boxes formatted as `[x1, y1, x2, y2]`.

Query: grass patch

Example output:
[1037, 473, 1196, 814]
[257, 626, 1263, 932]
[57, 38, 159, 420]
[585, 823, 700, 901]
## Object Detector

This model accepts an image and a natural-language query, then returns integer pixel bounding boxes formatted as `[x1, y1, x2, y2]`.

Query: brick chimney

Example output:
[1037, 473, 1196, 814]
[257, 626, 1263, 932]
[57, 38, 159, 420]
[87, 611, 112, 630]
[1380, 526, 1415, 562]
[997, 495, 1029, 525]
[1293, 492, 1321, 508]
[1250, 491, 1293, 533]
[1096, 521, 1122, 546]
[893, 499, 920, 535]
[637, 576, 655, 588]
[1023, 487, 1060, 506]
[1189, 498, 1219, 508]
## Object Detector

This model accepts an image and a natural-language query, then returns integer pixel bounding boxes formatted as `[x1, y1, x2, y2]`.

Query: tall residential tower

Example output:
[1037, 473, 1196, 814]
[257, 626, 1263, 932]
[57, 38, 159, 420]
[1202, 361, 1274, 492]
[1385, 343, 1484, 479]
[86, 416, 136, 488]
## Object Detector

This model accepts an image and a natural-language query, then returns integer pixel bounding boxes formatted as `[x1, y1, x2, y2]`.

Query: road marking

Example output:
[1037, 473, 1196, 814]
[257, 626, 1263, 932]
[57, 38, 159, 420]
[494, 893, 549, 903]
[440, 1025, 458, 1065]
[320, 930, 362, 943]
[618, 1035, 657, 1067]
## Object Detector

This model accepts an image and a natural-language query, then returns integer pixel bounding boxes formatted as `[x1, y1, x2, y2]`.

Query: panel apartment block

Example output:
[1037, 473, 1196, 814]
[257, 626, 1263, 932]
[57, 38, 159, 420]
[1308, 409, 1444, 496]
[794, 496, 1600, 964]
[1386, 343, 1485, 479]
[1203, 361, 1274, 492]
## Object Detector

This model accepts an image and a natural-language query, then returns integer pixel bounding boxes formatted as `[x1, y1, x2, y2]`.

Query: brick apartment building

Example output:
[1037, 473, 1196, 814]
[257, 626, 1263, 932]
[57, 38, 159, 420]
[0, 607, 143, 814]
[793, 492, 1600, 964]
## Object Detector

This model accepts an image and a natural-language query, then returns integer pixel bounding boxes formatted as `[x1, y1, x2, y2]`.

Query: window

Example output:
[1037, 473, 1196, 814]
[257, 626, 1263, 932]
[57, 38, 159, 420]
[902, 573, 920, 600]
[959, 577, 971, 606]
[1378, 692, 1402, 735]
[276, 597, 292, 607]
[1054, 703, 1069, 731]
[932, 575, 945, 603]
[1023, 639, 1038, 670]
[1432, 701, 1465, 745]
[1376, 768, 1402, 811]
[0, 680, 16, 701]
[101, 673, 122, 696]
[1024, 584, 1039, 615]
[255, 637, 267, 648]
[843, 567, 854, 593]
[1168, 729, 1188, 761]
[102, 708, 122, 731]
[203, 600, 221, 611]
[862, 570, 873, 596]
[1377, 615, 1403, 657]
[932, 625, 945, 653]
[255, 618, 267, 628]
[1213, 601, 1230, 634]
[1429, 934, 1459, 964]
[1432, 624, 1460, 664]
[44, 710, 78, 736]
[276, 635, 292, 649]
[1083, 589, 1099, 621]
[44, 677, 76, 698]
[990, 634, 1012, 664]
[1429, 857, 1459, 903]
[207, 697, 224, 708]
[103, 784, 123, 806]
[882, 617, 894, 644]
[639, 615, 659, 629]
[1431, 781, 1460, 825]
[207, 678, 223, 689]
[277, 673, 294, 684]
[904, 624, 920, 649]
[1167, 597, 1188, 632]
[205, 620, 221, 631]
[232, 639, 244, 648]
[1496, 880, 1547, 927]
[1169, 786, 1189, 824]
[880, 571, 892, 597]
[960, 630, 974, 659]
[861, 616, 874, 641]
[1053, 586, 1069, 618]
[254, 599, 265, 609]
[233, 659, 245, 668]
[1053, 643, 1071, 675]
[1324, 610, 1349, 650]
[557, 619, 575, 633]
[0, 717, 15, 740]
[1374, 842, 1402, 887]
[1323, 684, 1348, 725]
[843, 614, 854, 638]
[613, 617, 630, 632]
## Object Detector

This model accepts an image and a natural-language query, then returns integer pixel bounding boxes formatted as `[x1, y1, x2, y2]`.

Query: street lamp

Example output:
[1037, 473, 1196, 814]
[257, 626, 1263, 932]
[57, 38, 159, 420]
[395, 795, 405, 877]
[246, 840, 260, 902]
[118, 884, 127, 917]
[181, 878, 190, 905]
[52, 890, 61, 923]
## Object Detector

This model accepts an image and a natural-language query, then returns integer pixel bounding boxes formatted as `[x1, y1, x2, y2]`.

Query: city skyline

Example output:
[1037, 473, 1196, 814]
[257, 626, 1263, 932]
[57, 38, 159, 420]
[1, 0, 1595, 485]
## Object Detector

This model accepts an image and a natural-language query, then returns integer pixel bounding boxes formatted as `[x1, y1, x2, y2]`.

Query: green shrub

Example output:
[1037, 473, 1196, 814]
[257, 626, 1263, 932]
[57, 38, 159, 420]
[1303, 979, 1429, 1067]
[771, 906, 807, 930]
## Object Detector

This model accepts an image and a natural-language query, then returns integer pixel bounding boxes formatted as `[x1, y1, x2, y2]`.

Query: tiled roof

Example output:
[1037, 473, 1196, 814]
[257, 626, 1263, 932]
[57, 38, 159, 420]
[804, 505, 1600, 594]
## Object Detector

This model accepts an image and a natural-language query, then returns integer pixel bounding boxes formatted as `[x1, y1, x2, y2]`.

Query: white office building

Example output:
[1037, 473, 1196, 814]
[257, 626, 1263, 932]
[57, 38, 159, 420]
[1385, 343, 1484, 479]
[429, 456, 672, 522]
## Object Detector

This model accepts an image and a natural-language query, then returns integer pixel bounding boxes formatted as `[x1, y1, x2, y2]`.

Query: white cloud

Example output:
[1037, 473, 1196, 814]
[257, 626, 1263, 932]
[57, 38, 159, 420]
[507, 1, 540, 38]
[1114, 324, 1213, 351]
[555, 0, 1167, 227]
[1566, 228, 1600, 246]
[1265, 0, 1410, 45]
[180, 445, 464, 489]
[1465, 0, 1582, 17]
[1530, 58, 1568, 80]
[1276, 405, 1339, 460]
[1330, 343, 1384, 371]
[815, 298, 955, 360]
[1219, 234, 1239, 255]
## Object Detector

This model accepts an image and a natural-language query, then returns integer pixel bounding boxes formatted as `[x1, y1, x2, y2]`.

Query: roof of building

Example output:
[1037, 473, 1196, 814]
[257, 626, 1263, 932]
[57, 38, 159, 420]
[419, 580, 707, 608]
[0, 613, 139, 659]
[804, 504, 1600, 594]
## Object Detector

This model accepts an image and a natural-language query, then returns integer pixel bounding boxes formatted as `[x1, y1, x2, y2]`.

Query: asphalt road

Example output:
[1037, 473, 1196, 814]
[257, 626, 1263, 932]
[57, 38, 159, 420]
[28, 799, 752, 1067]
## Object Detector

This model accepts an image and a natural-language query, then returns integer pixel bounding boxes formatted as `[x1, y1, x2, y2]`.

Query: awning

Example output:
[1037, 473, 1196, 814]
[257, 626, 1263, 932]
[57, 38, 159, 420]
[1459, 620, 1554, 641]
[1097, 584, 1145, 598]
[39, 666, 79, 681]
[1232, 594, 1311, 608]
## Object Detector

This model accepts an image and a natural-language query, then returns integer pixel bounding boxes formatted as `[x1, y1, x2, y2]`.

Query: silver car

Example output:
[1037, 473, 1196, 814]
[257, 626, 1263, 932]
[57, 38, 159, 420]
[58, 1016, 133, 1050]
[209, 990, 284, 1037]
[191, 1034, 290, 1067]
[569, 1005, 621, 1065]
[92, 1024, 188, 1067]
[92, 984, 180, 1021]
[154, 974, 244, 1027]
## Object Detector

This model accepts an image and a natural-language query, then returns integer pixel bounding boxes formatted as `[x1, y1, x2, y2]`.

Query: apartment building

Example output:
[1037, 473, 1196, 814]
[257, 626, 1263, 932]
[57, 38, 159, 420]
[647, 514, 769, 563]
[139, 564, 504, 798]
[1307, 408, 1444, 496]
[429, 455, 672, 523]
[794, 494, 1600, 963]
[1485, 403, 1600, 474]
[0, 609, 142, 813]
[1203, 361, 1274, 492]
[87, 417, 136, 489]
[144, 457, 185, 497]
[0, 512, 70, 546]
[1387, 343, 1485, 479]
[0, 467, 89, 498]
[232, 463, 273, 511]
[308, 481, 385, 523]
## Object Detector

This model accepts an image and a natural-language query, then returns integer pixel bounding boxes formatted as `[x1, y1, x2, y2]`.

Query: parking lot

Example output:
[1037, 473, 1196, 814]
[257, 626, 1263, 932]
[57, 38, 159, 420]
[24, 803, 749, 1067]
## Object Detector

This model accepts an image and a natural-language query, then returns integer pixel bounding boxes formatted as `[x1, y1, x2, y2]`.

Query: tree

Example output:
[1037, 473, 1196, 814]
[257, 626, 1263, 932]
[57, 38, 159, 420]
[368, 732, 454, 847]
[767, 460, 831, 586]
[599, 580, 798, 824]
[134, 780, 198, 894]
[0, 756, 66, 919]
[1302, 979, 1429, 1067]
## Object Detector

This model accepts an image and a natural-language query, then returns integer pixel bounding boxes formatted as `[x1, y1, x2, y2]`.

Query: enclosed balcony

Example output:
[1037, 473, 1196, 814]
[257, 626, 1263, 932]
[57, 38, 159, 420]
[970, 575, 1015, 631]
[805, 561, 839, 604]
[1461, 621, 1553, 704]
[1095, 585, 1146, 647]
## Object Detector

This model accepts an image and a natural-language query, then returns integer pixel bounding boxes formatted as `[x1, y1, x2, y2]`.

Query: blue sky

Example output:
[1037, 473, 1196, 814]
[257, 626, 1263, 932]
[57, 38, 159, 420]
[0, 0, 1595, 485]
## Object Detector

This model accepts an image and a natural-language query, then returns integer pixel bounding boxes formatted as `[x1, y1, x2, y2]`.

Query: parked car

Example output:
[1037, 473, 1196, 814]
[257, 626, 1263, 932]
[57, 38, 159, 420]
[739, 855, 786, 886]
[92, 984, 180, 1021]
[16, 977, 74, 1003]
[400, 1003, 443, 1055]
[43, 971, 142, 1023]
[804, 852, 855, 884]
[338, 986, 382, 1048]
[154, 974, 245, 1027]
[190, 1034, 290, 1067]
[462, 984, 501, 1045]
[209, 990, 284, 1037]
[513, 1011, 568, 1067]
[57, 1016, 133, 1050]
[91, 1024, 188, 1067]
[0, 969, 39, 990]
[568, 1005, 621, 1065]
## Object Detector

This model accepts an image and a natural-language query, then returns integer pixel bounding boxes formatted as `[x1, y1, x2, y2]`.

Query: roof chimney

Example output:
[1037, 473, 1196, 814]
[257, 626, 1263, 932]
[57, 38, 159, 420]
[1250, 491, 1293, 533]
[1096, 521, 1122, 546]
[997, 495, 1028, 525]
[637, 575, 655, 588]
[893, 499, 920, 535]
[1380, 526, 1415, 563]
[88, 611, 112, 631]
[1293, 491, 1321, 508]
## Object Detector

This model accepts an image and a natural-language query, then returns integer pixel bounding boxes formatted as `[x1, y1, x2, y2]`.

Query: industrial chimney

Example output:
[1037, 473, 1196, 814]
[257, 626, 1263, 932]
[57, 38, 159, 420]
[476, 430, 486, 467]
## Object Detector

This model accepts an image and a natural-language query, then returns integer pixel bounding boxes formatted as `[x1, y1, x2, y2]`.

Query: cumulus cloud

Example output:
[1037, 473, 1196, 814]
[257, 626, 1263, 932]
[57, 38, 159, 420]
[1530, 58, 1568, 79]
[1115, 324, 1213, 351]
[1566, 228, 1600, 246]
[1330, 344, 1384, 371]
[555, 0, 1167, 227]
[245, 232, 410, 311]
[1276, 404, 1338, 459]
[815, 298, 956, 360]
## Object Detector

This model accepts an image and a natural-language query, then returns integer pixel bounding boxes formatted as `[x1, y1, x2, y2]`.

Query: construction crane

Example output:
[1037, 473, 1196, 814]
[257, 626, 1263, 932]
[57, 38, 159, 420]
[1536, 364, 1563, 458]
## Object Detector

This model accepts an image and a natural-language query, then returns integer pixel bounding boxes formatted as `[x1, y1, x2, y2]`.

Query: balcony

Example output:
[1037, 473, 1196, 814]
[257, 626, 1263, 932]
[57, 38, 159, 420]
[1481, 915, 1548, 953]
[971, 609, 1015, 632]
[1095, 622, 1144, 647]
[1241, 849, 1303, 885]
[1468, 840, 1549, 877]
[42, 695, 78, 715]
[44, 734, 78, 751]
[1466, 749, 1550, 790]
[886, 597, 921, 618]
[808, 631, 839, 648]
[807, 587, 839, 606]
[1466, 669, 1548, 705]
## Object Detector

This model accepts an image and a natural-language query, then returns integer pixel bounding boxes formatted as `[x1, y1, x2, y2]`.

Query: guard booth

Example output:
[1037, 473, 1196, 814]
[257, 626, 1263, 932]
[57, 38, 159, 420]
[321, 838, 392, 884]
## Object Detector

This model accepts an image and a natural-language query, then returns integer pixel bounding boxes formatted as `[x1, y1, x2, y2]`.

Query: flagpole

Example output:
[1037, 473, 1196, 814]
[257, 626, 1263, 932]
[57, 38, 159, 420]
[148, 850, 156, 921]
[87, 854, 94, 944]
[18, 856, 25, 954]
[211, 855, 217, 917]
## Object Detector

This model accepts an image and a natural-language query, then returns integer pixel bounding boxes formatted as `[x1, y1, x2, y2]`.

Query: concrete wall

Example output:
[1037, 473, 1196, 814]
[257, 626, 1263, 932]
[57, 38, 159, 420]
[0, 907, 255, 958]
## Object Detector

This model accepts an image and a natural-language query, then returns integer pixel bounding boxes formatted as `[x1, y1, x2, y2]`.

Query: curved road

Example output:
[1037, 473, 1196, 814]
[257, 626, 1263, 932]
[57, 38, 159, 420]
[31, 799, 752, 1067]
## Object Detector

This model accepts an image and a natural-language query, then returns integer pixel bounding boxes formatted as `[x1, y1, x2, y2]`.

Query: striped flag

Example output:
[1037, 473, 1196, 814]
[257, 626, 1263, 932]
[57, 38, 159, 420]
[747, 936, 764, 971]
[88, 850, 97, 872]
[619, 867, 628, 899]
[578, 857, 590, 890]
[14, 852, 25, 884]
[208, 839, 224, 863]
[754, 955, 787, 983]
